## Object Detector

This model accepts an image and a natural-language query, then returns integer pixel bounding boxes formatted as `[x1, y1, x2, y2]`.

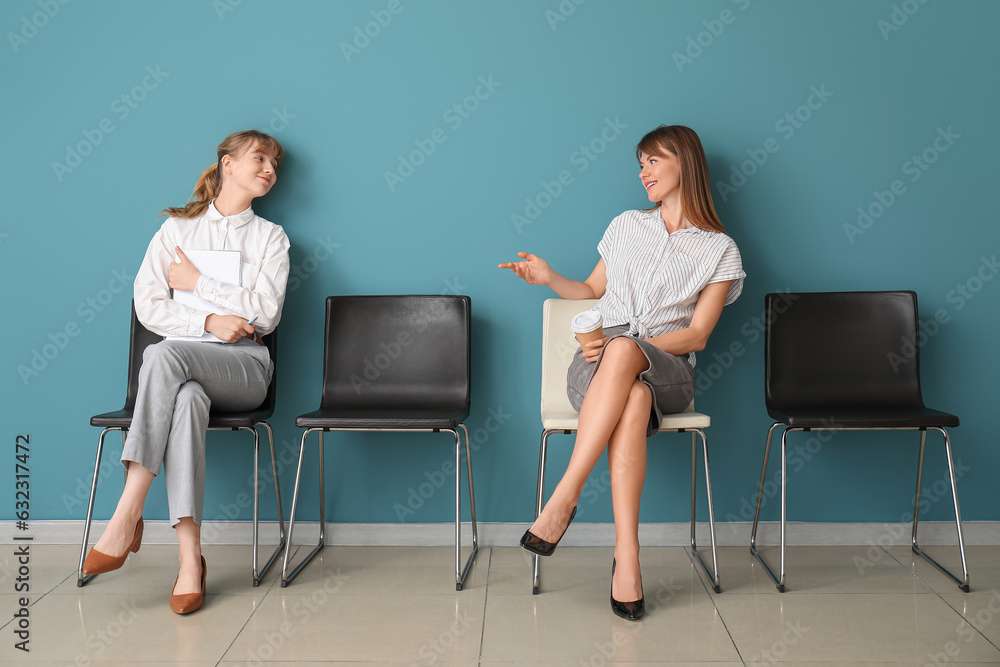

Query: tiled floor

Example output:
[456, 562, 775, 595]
[1, 542, 998, 665]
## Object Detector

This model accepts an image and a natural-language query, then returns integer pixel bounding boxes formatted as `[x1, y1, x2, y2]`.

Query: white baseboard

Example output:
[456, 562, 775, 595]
[10, 521, 1000, 547]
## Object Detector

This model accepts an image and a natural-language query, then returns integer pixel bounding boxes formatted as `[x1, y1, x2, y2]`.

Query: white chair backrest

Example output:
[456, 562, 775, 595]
[540, 299, 599, 419]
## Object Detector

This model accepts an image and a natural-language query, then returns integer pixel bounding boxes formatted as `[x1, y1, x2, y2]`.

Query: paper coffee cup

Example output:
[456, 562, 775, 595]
[571, 308, 604, 347]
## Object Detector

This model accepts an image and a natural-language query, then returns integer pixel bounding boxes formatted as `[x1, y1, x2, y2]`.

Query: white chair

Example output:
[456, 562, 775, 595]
[530, 299, 721, 593]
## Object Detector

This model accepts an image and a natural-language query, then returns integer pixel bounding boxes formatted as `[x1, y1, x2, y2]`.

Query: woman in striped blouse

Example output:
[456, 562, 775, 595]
[501, 125, 745, 619]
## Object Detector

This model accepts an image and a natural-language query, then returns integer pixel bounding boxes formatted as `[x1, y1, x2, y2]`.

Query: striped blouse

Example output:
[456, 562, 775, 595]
[596, 208, 745, 366]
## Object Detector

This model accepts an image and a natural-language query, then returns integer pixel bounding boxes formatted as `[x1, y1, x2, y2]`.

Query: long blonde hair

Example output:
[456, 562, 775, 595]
[636, 125, 725, 234]
[160, 130, 284, 219]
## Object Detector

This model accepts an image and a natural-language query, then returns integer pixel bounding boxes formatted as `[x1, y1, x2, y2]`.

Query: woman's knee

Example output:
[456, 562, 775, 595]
[174, 380, 210, 414]
[600, 337, 646, 372]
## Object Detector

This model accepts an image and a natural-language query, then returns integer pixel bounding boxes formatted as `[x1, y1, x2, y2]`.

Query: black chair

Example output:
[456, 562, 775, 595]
[77, 301, 285, 587]
[750, 291, 970, 592]
[280, 295, 479, 590]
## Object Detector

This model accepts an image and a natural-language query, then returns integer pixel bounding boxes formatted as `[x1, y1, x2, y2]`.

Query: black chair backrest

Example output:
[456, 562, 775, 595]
[764, 291, 925, 411]
[321, 295, 471, 411]
[122, 301, 278, 414]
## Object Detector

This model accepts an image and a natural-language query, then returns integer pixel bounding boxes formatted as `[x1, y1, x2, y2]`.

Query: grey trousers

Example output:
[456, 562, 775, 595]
[121, 339, 272, 525]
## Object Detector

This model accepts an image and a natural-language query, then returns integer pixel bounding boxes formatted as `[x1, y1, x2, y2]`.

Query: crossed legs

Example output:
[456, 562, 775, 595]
[89, 341, 269, 598]
[528, 337, 651, 602]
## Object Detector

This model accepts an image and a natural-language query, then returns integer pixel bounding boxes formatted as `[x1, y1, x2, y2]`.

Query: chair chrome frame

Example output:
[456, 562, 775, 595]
[750, 424, 970, 593]
[77, 422, 286, 588]
[531, 426, 720, 595]
[280, 425, 479, 591]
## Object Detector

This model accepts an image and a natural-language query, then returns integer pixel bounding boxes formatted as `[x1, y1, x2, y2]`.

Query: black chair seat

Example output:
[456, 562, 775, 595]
[92, 406, 274, 429]
[90, 410, 134, 428]
[767, 406, 959, 429]
[295, 407, 469, 430]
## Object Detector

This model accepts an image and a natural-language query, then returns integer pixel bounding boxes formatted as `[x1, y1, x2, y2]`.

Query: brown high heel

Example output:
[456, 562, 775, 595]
[82, 518, 143, 575]
[169, 556, 207, 614]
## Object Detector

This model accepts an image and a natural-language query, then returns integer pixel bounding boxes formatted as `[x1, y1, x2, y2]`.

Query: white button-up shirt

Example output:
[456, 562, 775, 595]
[597, 208, 745, 365]
[133, 202, 291, 338]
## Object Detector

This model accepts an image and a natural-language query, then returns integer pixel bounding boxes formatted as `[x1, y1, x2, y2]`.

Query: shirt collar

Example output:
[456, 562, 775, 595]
[644, 207, 703, 235]
[205, 201, 255, 227]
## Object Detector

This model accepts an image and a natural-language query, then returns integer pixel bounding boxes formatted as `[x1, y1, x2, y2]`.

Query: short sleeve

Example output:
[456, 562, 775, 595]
[596, 214, 621, 261]
[707, 241, 746, 305]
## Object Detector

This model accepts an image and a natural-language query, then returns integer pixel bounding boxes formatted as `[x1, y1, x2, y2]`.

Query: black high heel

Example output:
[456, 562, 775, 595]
[520, 506, 577, 556]
[611, 558, 645, 621]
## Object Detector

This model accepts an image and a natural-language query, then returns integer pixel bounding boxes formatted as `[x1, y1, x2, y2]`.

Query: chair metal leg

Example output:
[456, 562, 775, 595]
[911, 428, 970, 591]
[531, 429, 555, 595]
[242, 424, 286, 586]
[451, 424, 479, 590]
[78, 427, 119, 587]
[689, 429, 721, 593]
[281, 428, 326, 587]
[750, 423, 789, 592]
[250, 421, 286, 586]
[750, 423, 781, 552]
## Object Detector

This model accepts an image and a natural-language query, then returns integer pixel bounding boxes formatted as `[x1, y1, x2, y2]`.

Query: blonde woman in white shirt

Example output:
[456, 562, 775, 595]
[501, 125, 744, 620]
[83, 130, 290, 614]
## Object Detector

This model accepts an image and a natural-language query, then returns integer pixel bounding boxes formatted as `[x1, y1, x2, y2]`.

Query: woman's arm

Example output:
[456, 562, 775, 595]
[186, 227, 291, 335]
[644, 280, 734, 356]
[134, 230, 217, 338]
[499, 253, 607, 300]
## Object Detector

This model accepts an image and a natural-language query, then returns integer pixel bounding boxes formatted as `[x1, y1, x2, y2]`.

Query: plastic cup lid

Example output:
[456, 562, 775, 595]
[571, 308, 603, 334]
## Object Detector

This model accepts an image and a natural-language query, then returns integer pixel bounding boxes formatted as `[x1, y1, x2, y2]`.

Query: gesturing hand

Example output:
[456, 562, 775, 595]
[169, 247, 201, 292]
[205, 314, 255, 344]
[498, 252, 553, 286]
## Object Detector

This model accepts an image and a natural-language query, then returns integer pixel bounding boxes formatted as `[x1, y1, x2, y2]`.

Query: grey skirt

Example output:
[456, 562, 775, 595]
[566, 325, 695, 436]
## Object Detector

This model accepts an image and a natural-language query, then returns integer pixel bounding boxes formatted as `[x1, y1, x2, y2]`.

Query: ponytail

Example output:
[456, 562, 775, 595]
[159, 162, 221, 219]
[158, 129, 283, 220]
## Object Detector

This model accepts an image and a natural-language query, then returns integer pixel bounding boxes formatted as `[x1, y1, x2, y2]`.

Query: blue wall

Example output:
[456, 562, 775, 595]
[3, 0, 998, 528]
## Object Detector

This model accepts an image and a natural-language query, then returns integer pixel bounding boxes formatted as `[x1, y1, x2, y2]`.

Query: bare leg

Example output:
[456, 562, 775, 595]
[173, 518, 203, 595]
[608, 380, 650, 603]
[529, 338, 649, 542]
[91, 462, 153, 556]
